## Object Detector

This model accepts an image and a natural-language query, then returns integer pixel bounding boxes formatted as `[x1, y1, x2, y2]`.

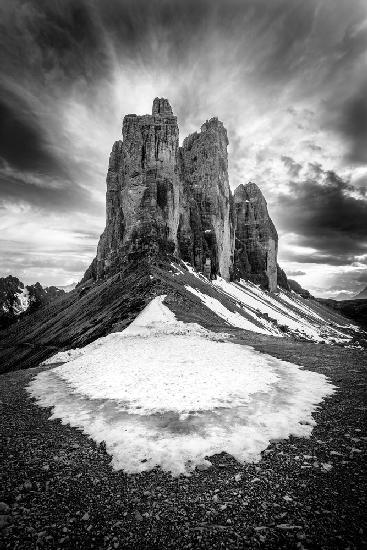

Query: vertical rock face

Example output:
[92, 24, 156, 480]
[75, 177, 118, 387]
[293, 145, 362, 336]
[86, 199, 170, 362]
[85, 98, 282, 291]
[95, 98, 180, 279]
[179, 118, 233, 279]
[233, 183, 278, 291]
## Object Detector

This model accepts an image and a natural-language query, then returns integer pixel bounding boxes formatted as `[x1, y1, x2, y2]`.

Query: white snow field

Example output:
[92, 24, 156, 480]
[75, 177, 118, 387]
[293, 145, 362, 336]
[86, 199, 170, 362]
[28, 296, 336, 476]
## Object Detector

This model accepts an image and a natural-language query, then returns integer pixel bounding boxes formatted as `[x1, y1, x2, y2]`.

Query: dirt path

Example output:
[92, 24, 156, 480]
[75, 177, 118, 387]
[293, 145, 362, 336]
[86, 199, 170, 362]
[1, 338, 366, 549]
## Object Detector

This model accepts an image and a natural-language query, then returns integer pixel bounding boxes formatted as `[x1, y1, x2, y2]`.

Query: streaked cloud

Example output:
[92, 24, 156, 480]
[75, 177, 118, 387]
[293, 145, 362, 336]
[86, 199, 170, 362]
[0, 0, 366, 293]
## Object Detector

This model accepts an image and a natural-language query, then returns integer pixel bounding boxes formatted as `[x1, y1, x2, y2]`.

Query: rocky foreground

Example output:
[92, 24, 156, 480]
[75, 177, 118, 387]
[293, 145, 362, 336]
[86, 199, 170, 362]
[1, 334, 366, 550]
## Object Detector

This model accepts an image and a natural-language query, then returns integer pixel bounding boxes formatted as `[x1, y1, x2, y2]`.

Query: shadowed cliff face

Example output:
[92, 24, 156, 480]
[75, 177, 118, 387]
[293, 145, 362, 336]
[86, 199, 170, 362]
[85, 98, 280, 290]
[94, 98, 180, 279]
[233, 183, 278, 292]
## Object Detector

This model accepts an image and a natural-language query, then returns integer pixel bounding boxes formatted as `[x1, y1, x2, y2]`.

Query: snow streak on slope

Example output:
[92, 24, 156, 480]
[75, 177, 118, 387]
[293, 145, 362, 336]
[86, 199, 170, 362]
[29, 296, 335, 475]
[185, 286, 277, 336]
[184, 274, 353, 343]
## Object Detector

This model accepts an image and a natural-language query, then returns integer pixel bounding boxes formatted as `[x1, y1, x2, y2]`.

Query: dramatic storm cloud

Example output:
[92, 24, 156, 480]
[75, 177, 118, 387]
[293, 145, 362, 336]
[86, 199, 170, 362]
[0, 0, 366, 296]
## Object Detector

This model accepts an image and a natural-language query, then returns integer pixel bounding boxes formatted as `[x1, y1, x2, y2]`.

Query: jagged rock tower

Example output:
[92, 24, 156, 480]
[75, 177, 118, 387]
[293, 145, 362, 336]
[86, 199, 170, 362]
[84, 98, 281, 291]
[89, 98, 180, 280]
[233, 183, 278, 292]
[179, 119, 233, 279]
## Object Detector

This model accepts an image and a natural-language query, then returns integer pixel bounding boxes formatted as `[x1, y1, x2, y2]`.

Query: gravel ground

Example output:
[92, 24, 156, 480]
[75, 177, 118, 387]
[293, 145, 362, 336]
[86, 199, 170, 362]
[0, 338, 366, 550]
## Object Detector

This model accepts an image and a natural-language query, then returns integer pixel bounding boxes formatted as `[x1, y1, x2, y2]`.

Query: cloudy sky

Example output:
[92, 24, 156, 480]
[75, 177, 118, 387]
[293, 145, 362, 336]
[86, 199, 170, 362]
[0, 0, 366, 298]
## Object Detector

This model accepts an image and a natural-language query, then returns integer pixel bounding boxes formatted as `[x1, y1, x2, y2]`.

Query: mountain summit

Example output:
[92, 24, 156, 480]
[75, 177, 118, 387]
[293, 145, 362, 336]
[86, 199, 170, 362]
[83, 98, 279, 291]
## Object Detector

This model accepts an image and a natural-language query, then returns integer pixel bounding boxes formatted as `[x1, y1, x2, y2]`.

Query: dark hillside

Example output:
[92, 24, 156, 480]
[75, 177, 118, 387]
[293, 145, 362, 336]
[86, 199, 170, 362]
[317, 298, 367, 330]
[0, 261, 165, 374]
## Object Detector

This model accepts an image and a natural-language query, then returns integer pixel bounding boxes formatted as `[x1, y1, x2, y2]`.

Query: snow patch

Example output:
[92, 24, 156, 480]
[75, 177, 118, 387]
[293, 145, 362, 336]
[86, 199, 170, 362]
[29, 296, 336, 476]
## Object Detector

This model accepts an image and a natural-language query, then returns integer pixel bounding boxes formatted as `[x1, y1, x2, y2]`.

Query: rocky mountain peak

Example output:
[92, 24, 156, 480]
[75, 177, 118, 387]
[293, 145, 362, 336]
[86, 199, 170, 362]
[152, 97, 174, 116]
[0, 276, 65, 330]
[83, 99, 285, 291]
[242, 181, 261, 195]
[233, 182, 278, 291]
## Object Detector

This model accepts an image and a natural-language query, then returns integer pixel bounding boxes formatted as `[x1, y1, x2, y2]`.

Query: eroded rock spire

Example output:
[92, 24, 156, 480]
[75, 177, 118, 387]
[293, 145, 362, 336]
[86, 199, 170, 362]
[83, 99, 281, 292]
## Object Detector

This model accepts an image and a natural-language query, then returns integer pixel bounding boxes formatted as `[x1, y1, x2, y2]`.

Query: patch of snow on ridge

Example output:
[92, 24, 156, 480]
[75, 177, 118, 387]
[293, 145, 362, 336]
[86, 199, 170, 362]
[185, 285, 275, 335]
[29, 296, 336, 476]
[277, 291, 324, 322]
[42, 296, 223, 365]
[181, 261, 209, 282]
[212, 278, 352, 343]
[213, 278, 322, 341]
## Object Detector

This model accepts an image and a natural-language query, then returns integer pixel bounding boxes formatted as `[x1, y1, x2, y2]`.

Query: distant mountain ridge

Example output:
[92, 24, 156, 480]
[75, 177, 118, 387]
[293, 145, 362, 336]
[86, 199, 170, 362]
[0, 275, 65, 330]
[354, 285, 367, 300]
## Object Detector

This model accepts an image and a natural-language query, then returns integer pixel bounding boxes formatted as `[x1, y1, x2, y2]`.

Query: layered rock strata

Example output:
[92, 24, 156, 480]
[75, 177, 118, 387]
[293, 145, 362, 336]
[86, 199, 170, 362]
[86, 98, 283, 291]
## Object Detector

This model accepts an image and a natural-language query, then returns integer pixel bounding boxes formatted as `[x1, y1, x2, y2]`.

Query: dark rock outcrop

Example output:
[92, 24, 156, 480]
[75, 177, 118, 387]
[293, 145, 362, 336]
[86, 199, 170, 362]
[288, 279, 313, 299]
[0, 276, 25, 329]
[277, 265, 290, 291]
[84, 98, 285, 291]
